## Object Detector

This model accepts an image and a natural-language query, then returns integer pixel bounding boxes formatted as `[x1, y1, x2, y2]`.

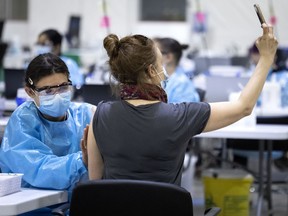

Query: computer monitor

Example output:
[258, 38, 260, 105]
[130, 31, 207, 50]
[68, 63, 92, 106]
[205, 75, 250, 102]
[194, 56, 231, 75]
[231, 56, 250, 67]
[0, 42, 8, 65]
[66, 16, 81, 48]
[4, 68, 26, 99]
[0, 20, 4, 41]
[80, 84, 116, 106]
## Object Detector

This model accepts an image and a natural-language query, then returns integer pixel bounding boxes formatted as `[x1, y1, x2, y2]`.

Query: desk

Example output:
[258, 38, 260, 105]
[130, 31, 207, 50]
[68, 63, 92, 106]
[197, 124, 288, 216]
[0, 188, 68, 216]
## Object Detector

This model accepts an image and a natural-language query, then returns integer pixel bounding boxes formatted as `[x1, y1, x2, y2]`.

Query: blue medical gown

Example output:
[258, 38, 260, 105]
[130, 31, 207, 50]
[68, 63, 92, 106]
[164, 66, 200, 103]
[0, 101, 95, 195]
[61, 56, 84, 87]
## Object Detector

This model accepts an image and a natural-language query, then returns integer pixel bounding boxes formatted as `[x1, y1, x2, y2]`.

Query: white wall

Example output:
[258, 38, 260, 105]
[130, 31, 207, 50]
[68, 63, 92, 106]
[193, 0, 288, 55]
[2, 0, 288, 57]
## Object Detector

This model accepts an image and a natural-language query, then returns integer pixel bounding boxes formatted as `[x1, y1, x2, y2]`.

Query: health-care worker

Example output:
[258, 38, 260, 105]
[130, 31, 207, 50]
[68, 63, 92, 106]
[0, 53, 95, 199]
[153, 37, 200, 103]
[35, 29, 84, 89]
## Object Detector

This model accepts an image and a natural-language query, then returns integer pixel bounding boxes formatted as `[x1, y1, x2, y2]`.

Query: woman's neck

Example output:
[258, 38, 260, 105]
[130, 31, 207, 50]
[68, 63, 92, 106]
[42, 112, 67, 122]
[166, 64, 176, 76]
[119, 83, 167, 103]
[125, 99, 160, 106]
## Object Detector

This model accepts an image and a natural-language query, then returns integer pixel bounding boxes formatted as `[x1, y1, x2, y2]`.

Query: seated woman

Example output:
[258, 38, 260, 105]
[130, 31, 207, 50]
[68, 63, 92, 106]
[86, 24, 278, 185]
[0, 53, 96, 215]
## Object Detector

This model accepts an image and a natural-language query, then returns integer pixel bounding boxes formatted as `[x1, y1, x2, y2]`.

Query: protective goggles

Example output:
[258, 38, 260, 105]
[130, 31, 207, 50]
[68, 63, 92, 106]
[33, 81, 72, 96]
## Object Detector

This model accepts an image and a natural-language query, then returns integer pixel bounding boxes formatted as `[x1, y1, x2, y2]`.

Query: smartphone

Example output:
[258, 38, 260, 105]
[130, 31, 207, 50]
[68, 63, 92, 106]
[254, 4, 266, 25]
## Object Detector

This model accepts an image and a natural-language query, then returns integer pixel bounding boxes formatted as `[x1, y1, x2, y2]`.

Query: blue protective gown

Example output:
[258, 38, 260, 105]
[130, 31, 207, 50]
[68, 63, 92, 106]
[0, 101, 95, 195]
[61, 56, 84, 87]
[164, 66, 200, 103]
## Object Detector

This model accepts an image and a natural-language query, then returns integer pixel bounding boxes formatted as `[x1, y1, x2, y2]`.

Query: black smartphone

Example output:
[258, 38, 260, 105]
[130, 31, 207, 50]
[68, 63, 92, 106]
[254, 4, 266, 25]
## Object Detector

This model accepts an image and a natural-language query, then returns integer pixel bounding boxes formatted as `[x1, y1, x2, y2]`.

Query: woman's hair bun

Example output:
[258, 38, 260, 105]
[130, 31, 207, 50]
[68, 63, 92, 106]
[104, 34, 120, 57]
[181, 44, 189, 50]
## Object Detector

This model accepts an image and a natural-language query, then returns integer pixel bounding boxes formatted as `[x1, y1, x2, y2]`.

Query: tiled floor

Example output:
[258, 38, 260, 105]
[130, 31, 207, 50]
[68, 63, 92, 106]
[189, 175, 288, 216]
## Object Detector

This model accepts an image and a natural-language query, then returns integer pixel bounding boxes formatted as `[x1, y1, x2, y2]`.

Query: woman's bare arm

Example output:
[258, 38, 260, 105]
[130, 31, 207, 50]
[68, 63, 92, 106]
[203, 24, 278, 132]
[87, 118, 104, 180]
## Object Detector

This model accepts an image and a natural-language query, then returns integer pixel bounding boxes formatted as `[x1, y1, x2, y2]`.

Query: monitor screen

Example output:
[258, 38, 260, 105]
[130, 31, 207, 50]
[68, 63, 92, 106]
[81, 84, 116, 106]
[4, 68, 26, 99]
[205, 76, 250, 102]
[66, 16, 81, 48]
[0, 20, 4, 40]
[0, 42, 8, 65]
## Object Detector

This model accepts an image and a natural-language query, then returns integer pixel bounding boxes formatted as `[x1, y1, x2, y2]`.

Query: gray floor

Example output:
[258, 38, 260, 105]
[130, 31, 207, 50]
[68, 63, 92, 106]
[190, 175, 288, 216]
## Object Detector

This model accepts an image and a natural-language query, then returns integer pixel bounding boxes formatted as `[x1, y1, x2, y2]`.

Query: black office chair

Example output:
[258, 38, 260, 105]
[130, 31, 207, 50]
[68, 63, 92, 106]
[196, 87, 206, 102]
[53, 179, 220, 216]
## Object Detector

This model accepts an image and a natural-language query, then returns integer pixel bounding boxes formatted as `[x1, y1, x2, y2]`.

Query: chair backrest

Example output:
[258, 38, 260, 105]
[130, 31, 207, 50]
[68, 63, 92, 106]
[196, 87, 206, 102]
[69, 179, 193, 216]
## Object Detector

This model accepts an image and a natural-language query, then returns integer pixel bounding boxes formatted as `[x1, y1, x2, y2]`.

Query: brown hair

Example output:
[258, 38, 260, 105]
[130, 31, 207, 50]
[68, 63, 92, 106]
[153, 37, 188, 65]
[25, 53, 70, 88]
[103, 34, 158, 89]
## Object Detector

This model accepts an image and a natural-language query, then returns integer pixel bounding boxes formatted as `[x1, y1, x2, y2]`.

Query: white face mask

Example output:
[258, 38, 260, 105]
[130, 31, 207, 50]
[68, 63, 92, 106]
[35, 91, 72, 117]
[162, 66, 169, 79]
[160, 66, 169, 88]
